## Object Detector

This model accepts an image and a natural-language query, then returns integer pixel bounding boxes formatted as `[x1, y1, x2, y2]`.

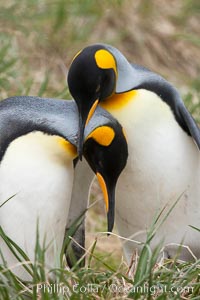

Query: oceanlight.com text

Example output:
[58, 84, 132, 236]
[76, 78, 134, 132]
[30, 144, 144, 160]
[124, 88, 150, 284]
[37, 283, 194, 296]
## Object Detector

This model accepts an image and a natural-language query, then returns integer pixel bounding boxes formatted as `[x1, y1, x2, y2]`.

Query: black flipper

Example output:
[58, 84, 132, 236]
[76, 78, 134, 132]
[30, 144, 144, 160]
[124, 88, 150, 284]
[177, 101, 200, 150]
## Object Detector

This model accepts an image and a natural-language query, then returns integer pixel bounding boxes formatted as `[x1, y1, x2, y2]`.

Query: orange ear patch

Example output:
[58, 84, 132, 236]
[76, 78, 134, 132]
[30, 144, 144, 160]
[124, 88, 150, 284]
[95, 49, 117, 76]
[86, 126, 115, 146]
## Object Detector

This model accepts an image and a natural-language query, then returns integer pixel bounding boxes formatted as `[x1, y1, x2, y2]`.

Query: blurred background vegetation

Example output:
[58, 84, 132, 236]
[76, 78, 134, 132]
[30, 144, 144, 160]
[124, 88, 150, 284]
[0, 0, 200, 264]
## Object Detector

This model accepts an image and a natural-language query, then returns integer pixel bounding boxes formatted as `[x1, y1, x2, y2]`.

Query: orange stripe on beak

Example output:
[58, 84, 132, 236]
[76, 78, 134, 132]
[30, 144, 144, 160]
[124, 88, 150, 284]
[86, 99, 99, 126]
[97, 172, 109, 212]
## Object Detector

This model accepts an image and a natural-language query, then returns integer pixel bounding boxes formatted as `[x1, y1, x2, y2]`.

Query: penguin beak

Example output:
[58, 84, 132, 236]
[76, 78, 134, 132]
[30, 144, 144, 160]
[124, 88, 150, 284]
[78, 99, 99, 160]
[96, 172, 115, 233]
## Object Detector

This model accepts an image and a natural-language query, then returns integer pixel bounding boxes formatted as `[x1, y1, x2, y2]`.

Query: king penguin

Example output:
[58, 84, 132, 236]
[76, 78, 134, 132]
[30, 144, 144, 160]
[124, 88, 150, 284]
[0, 95, 128, 279]
[67, 43, 200, 262]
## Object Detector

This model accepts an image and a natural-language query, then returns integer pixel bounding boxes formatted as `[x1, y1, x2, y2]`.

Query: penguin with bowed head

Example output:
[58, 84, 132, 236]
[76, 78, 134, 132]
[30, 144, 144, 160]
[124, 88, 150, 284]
[67, 43, 200, 262]
[0, 95, 128, 279]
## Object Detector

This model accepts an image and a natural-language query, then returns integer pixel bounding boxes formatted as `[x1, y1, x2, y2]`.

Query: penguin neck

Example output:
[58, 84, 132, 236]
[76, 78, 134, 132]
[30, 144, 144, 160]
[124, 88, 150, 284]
[100, 72, 180, 115]
[100, 82, 192, 139]
[100, 90, 138, 112]
[100, 88, 178, 143]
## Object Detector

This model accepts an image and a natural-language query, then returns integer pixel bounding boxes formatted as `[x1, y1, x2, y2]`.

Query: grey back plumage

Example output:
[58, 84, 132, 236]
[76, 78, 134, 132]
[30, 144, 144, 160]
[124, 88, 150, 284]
[0, 96, 79, 161]
[0, 96, 122, 161]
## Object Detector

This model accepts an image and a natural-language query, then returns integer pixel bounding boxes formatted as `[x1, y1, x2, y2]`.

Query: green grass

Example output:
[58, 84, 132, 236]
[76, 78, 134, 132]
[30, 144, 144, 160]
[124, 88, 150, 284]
[0, 196, 200, 299]
[0, 207, 200, 300]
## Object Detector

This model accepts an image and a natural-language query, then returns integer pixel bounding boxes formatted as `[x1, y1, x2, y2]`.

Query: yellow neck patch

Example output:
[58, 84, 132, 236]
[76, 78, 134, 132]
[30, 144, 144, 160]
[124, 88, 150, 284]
[95, 49, 117, 76]
[86, 126, 115, 146]
[56, 137, 77, 158]
[100, 89, 138, 110]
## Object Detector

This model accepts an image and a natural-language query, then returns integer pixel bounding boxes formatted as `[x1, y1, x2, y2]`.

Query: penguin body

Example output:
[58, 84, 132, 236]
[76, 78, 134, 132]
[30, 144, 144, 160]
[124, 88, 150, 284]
[68, 44, 200, 262]
[0, 132, 75, 272]
[0, 96, 128, 278]
[106, 89, 200, 261]
[0, 96, 78, 278]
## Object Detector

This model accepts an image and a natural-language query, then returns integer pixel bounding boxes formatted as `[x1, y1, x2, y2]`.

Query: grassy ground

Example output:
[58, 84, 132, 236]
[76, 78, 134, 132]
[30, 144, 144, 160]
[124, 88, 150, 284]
[0, 0, 200, 299]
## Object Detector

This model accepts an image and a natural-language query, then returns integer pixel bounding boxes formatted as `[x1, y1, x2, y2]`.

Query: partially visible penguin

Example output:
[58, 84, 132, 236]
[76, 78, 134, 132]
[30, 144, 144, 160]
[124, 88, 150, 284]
[67, 43, 200, 262]
[0, 96, 128, 279]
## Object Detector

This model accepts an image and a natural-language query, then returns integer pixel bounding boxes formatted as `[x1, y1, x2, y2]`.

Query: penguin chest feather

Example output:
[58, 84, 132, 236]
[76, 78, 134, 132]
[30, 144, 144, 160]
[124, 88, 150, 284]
[0, 131, 75, 277]
[104, 89, 200, 261]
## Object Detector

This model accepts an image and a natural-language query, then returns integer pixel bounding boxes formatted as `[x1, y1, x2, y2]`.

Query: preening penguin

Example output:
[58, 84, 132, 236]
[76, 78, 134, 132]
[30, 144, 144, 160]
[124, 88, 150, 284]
[68, 44, 200, 262]
[0, 96, 128, 278]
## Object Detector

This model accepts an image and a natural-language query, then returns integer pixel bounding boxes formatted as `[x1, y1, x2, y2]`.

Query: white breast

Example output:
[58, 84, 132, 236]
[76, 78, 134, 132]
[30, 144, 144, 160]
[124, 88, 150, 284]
[109, 89, 200, 262]
[0, 132, 74, 278]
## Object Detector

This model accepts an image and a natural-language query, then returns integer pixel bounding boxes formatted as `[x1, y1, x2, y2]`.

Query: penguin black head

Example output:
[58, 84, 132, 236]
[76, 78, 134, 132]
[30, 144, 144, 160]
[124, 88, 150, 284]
[68, 44, 118, 158]
[68, 43, 200, 154]
[83, 121, 128, 233]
